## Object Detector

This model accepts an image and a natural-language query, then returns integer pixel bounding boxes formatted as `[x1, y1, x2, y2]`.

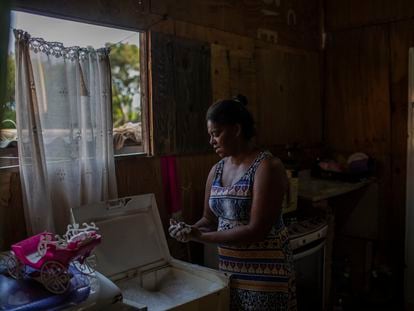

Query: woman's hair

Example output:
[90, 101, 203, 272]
[206, 94, 256, 140]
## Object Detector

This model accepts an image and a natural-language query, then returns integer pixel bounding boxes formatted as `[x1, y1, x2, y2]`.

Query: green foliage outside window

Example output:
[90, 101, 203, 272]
[108, 43, 140, 128]
[2, 54, 15, 129]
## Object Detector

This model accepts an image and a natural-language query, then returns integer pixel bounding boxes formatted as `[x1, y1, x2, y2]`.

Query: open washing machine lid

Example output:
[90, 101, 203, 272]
[71, 194, 171, 281]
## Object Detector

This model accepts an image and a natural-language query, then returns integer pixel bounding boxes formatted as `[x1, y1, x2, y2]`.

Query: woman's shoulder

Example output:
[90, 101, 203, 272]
[256, 151, 287, 182]
[260, 150, 285, 166]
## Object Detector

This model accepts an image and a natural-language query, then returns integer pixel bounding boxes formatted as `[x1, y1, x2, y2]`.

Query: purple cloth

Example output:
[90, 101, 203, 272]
[0, 267, 90, 310]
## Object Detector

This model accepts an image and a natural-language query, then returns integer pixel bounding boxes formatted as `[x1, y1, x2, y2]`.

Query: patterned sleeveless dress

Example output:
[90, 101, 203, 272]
[209, 151, 296, 311]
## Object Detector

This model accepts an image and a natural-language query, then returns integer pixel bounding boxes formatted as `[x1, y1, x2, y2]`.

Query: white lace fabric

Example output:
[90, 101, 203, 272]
[14, 29, 117, 234]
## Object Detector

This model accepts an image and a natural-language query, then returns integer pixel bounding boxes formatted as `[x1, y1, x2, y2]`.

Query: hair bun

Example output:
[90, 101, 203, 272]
[233, 94, 248, 106]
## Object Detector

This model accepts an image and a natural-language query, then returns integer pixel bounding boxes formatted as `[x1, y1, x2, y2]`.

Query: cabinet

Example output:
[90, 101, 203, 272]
[298, 177, 377, 309]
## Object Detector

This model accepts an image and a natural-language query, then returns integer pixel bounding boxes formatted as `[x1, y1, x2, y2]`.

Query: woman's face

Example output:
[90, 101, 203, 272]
[207, 120, 239, 157]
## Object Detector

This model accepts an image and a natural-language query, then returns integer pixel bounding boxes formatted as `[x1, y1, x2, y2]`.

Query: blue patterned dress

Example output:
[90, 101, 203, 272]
[209, 151, 296, 311]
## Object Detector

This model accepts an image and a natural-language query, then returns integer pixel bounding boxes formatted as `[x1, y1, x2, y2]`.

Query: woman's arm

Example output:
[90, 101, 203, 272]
[192, 164, 218, 233]
[169, 165, 218, 242]
[192, 157, 288, 244]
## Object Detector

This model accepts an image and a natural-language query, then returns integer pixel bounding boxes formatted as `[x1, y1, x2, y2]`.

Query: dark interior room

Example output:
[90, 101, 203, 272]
[0, 1, 413, 310]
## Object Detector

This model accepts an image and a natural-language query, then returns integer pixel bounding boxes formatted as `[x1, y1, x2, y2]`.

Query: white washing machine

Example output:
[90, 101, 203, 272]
[72, 194, 230, 311]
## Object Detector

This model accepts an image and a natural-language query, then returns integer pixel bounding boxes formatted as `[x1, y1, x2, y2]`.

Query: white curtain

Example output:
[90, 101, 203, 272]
[406, 48, 414, 306]
[14, 30, 117, 235]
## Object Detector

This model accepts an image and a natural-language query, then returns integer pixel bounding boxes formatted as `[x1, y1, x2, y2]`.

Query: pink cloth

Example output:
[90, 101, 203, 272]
[160, 156, 182, 214]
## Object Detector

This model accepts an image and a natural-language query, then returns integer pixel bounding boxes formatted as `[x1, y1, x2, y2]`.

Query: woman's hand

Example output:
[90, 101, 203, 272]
[168, 219, 192, 242]
[168, 219, 204, 243]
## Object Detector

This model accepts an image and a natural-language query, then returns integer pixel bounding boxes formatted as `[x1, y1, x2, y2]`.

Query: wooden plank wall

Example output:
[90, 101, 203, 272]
[325, 0, 414, 31]
[151, 18, 322, 144]
[0, 171, 26, 249]
[150, 32, 212, 155]
[151, 0, 321, 50]
[257, 48, 321, 145]
[324, 0, 414, 298]
[1, 0, 323, 256]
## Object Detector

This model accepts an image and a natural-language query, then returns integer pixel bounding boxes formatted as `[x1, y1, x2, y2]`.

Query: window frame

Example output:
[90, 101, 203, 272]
[111, 30, 149, 157]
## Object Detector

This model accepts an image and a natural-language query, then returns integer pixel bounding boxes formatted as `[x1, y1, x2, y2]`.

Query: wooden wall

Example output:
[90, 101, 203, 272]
[1, 0, 323, 257]
[0, 170, 26, 250]
[150, 0, 321, 50]
[324, 0, 413, 300]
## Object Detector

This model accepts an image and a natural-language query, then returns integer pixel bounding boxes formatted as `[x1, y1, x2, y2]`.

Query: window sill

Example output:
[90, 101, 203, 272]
[0, 145, 19, 172]
[114, 152, 148, 161]
[0, 165, 20, 173]
[114, 143, 147, 159]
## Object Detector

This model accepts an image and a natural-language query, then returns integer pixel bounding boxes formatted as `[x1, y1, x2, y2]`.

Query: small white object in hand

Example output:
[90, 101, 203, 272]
[169, 219, 192, 242]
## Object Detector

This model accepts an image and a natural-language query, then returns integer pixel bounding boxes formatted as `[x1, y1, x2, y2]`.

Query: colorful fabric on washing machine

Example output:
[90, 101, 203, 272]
[209, 151, 297, 311]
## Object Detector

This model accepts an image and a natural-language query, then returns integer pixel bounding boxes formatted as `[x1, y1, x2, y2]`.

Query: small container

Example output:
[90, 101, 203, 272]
[282, 169, 299, 214]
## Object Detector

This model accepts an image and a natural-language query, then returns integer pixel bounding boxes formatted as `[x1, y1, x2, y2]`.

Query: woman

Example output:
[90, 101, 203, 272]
[169, 95, 296, 311]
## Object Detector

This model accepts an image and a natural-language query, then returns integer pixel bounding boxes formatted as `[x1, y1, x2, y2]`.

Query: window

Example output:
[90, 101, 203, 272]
[0, 10, 145, 169]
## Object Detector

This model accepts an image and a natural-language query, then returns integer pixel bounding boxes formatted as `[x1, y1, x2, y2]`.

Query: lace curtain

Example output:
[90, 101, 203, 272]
[406, 48, 414, 306]
[14, 30, 117, 234]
